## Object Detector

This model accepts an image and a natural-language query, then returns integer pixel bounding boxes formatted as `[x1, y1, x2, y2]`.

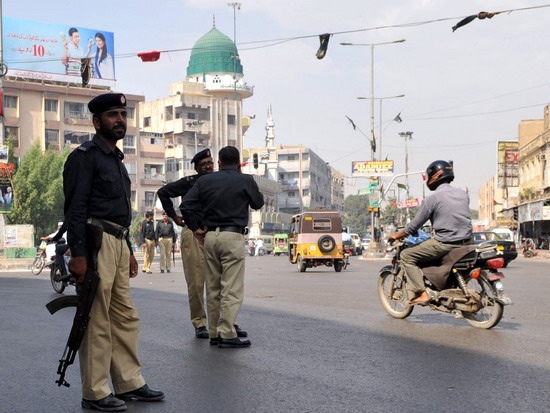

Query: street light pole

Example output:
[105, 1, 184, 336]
[357, 94, 405, 161]
[228, 2, 241, 101]
[341, 39, 405, 252]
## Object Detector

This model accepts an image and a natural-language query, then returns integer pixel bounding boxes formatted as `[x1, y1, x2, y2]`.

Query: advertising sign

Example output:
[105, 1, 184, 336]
[399, 198, 420, 209]
[3, 17, 115, 87]
[497, 141, 519, 189]
[368, 179, 380, 210]
[0, 163, 14, 214]
[352, 160, 394, 177]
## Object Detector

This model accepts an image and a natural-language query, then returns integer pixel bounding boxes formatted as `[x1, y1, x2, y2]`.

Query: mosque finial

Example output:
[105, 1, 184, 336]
[213, 15, 216, 27]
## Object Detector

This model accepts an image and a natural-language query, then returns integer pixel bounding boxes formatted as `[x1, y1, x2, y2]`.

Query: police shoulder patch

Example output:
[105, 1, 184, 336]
[77, 141, 96, 152]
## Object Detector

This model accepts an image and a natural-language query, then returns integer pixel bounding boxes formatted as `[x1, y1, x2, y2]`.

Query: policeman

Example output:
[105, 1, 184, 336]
[182, 146, 264, 348]
[139, 211, 156, 274]
[156, 149, 213, 338]
[155, 212, 176, 273]
[63, 93, 163, 411]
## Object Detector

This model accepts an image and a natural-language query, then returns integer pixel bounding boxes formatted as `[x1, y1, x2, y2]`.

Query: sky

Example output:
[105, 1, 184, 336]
[5, 0, 550, 208]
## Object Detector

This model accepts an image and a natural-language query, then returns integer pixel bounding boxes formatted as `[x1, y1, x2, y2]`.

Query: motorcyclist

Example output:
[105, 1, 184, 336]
[254, 238, 264, 256]
[387, 160, 473, 305]
[41, 221, 70, 275]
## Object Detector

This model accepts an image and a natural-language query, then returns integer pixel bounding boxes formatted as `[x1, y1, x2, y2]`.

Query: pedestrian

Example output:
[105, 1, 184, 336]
[156, 212, 176, 273]
[139, 210, 156, 274]
[182, 146, 264, 348]
[254, 237, 264, 256]
[63, 92, 164, 411]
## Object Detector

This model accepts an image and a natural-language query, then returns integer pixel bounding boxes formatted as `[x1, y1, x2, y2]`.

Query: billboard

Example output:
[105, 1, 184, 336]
[3, 17, 115, 87]
[352, 160, 394, 177]
[497, 141, 519, 189]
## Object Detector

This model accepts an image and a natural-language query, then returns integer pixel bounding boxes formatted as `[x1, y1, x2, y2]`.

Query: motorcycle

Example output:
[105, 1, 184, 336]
[49, 239, 75, 294]
[30, 240, 54, 275]
[342, 245, 353, 269]
[521, 238, 537, 258]
[377, 239, 512, 329]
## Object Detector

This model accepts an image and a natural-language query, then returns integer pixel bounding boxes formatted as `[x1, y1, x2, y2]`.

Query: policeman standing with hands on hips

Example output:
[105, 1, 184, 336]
[63, 92, 164, 411]
[182, 146, 264, 348]
[155, 212, 176, 273]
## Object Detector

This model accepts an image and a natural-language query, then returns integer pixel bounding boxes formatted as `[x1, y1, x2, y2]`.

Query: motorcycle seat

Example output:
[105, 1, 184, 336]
[420, 245, 477, 290]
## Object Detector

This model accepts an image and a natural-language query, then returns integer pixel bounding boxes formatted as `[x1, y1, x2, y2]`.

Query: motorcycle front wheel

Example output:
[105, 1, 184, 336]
[377, 271, 413, 319]
[462, 275, 503, 329]
[31, 254, 46, 275]
[50, 264, 66, 294]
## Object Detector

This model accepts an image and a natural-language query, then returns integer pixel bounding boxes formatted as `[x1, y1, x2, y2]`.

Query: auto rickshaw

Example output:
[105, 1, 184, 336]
[273, 234, 288, 255]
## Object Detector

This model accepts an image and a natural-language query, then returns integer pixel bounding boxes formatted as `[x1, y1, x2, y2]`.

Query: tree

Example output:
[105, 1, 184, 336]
[343, 194, 371, 236]
[8, 143, 69, 243]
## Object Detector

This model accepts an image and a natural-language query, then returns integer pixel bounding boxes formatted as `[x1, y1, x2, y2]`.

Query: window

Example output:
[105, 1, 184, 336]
[123, 135, 135, 149]
[64, 131, 92, 145]
[165, 105, 173, 121]
[64, 102, 91, 119]
[4, 96, 18, 109]
[187, 112, 196, 120]
[302, 189, 309, 196]
[166, 157, 181, 172]
[287, 191, 296, 197]
[45, 129, 59, 150]
[286, 154, 297, 161]
[144, 164, 164, 180]
[126, 107, 135, 118]
[144, 117, 151, 127]
[45, 99, 58, 112]
[5, 126, 19, 148]
[313, 218, 332, 231]
[227, 114, 236, 125]
[144, 191, 155, 207]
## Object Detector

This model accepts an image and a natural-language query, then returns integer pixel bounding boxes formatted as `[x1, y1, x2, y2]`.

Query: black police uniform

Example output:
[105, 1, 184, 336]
[63, 93, 149, 404]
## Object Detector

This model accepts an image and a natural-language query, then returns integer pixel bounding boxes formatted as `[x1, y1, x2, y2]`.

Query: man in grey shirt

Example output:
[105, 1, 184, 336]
[388, 160, 472, 305]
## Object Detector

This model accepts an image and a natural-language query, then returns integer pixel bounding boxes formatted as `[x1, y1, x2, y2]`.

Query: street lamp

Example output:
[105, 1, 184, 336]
[228, 2, 241, 101]
[341, 39, 405, 251]
[357, 94, 405, 160]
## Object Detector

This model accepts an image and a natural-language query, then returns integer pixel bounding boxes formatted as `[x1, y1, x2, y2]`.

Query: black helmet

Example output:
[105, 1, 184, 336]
[426, 160, 454, 190]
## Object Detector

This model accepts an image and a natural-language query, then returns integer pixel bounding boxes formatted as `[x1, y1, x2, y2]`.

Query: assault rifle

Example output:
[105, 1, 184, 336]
[45, 223, 103, 387]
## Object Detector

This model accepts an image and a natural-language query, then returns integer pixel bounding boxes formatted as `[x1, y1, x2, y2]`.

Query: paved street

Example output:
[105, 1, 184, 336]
[1, 254, 549, 413]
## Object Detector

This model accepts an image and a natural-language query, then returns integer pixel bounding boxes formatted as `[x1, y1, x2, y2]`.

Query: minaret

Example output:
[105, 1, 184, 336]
[265, 106, 278, 183]
[265, 105, 275, 148]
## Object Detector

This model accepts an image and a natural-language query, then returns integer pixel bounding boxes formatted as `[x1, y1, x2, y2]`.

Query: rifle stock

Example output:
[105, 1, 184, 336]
[46, 223, 103, 387]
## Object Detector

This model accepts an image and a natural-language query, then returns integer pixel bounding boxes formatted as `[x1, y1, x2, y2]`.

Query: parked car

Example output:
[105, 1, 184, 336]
[361, 238, 371, 251]
[472, 231, 518, 267]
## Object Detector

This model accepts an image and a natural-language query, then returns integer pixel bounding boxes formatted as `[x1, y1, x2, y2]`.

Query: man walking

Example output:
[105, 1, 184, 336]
[156, 212, 176, 273]
[182, 146, 264, 348]
[139, 211, 156, 274]
[63, 92, 163, 411]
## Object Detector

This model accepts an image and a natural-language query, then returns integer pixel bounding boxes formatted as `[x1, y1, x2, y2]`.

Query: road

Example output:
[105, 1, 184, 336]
[0, 254, 549, 413]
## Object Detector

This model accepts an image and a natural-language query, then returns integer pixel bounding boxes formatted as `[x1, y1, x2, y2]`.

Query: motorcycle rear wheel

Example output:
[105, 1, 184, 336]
[31, 254, 46, 275]
[377, 271, 413, 319]
[461, 275, 503, 329]
[50, 264, 66, 294]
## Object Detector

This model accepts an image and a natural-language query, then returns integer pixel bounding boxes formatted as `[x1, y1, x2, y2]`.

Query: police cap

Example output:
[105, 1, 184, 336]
[88, 93, 127, 115]
[191, 148, 212, 164]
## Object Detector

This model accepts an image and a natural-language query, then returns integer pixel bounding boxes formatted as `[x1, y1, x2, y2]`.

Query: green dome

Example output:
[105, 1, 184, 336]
[187, 27, 243, 77]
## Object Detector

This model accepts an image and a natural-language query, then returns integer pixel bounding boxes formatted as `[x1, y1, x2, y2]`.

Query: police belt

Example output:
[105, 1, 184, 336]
[207, 226, 247, 235]
[90, 218, 129, 240]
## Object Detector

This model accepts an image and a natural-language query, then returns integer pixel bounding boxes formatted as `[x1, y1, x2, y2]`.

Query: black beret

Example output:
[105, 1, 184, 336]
[88, 93, 127, 114]
[145, 210, 154, 217]
[191, 148, 212, 164]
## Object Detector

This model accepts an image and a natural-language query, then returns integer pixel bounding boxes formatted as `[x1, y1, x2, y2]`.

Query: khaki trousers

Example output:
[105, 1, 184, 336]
[400, 237, 461, 296]
[204, 230, 245, 339]
[181, 227, 207, 328]
[143, 239, 155, 272]
[79, 232, 145, 400]
[159, 237, 173, 271]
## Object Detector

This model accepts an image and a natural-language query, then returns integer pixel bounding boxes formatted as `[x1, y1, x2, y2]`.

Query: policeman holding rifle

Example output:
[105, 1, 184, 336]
[63, 93, 164, 411]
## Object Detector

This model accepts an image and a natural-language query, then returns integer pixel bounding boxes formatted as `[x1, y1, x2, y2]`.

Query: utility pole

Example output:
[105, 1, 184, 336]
[399, 131, 413, 222]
